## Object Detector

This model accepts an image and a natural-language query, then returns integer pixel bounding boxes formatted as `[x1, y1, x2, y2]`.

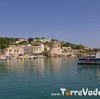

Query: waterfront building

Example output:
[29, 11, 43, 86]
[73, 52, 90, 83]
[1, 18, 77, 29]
[48, 41, 62, 56]
[62, 47, 71, 52]
[4, 44, 45, 56]
[23, 44, 33, 55]
[44, 45, 50, 51]
[46, 47, 50, 51]
[5, 45, 24, 57]
[32, 44, 44, 54]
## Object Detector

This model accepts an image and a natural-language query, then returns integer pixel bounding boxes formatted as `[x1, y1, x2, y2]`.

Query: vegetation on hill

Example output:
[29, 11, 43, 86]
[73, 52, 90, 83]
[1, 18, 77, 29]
[0, 37, 18, 49]
[61, 42, 85, 49]
[0, 37, 86, 50]
[27, 38, 33, 43]
[18, 41, 28, 45]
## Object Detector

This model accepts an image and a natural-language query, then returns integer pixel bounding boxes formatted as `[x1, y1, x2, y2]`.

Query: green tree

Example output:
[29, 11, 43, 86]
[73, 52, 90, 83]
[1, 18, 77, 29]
[19, 41, 27, 45]
[0, 37, 19, 49]
[62, 42, 85, 49]
[28, 38, 33, 43]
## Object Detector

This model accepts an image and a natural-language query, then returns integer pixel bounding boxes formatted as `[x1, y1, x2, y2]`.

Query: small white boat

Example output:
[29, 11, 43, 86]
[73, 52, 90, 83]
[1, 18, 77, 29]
[37, 55, 46, 58]
[0, 56, 7, 60]
[30, 55, 37, 59]
[71, 55, 76, 57]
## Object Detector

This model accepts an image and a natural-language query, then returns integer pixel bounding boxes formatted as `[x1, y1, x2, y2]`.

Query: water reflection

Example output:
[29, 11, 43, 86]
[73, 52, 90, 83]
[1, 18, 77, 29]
[0, 58, 63, 74]
[1, 57, 100, 99]
[0, 61, 8, 73]
[7, 59, 24, 72]
[78, 65, 100, 86]
[45, 57, 62, 73]
[0, 57, 100, 83]
[6, 59, 45, 74]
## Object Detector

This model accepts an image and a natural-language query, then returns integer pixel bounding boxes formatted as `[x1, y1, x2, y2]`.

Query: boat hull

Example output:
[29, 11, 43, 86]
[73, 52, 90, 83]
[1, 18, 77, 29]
[78, 62, 100, 65]
[78, 57, 100, 65]
[79, 58, 100, 61]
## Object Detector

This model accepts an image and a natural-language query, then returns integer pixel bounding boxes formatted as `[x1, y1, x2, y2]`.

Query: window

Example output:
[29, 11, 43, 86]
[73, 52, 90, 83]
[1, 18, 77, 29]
[14, 49, 16, 52]
[17, 49, 19, 52]
[9, 49, 12, 52]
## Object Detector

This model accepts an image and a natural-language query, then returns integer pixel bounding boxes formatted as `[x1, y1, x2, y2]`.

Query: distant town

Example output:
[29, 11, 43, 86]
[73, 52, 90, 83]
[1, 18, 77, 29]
[0, 37, 97, 59]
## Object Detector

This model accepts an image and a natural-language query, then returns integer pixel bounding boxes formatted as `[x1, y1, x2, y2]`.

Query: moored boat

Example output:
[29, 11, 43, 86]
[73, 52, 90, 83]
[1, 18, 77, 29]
[78, 52, 100, 65]
[37, 55, 46, 58]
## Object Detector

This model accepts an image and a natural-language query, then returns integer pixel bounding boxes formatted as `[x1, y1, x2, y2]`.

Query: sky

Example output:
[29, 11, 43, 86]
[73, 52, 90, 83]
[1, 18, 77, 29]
[0, 0, 100, 48]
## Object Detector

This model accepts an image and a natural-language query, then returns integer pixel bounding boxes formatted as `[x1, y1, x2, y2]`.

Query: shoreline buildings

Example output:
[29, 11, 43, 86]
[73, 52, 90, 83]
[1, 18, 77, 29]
[0, 37, 90, 58]
[3, 40, 74, 58]
[4, 44, 45, 57]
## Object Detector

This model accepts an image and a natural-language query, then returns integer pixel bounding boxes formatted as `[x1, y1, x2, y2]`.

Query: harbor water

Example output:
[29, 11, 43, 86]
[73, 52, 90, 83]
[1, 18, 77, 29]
[0, 57, 100, 99]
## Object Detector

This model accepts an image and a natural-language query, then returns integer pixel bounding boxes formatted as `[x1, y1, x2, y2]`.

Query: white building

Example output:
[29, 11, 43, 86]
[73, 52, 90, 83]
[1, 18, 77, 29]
[5, 44, 45, 56]
[16, 38, 28, 44]
[32, 44, 44, 54]
[19, 44, 44, 54]
[23, 44, 33, 55]
[33, 38, 51, 43]
[46, 47, 50, 51]
[5, 46, 24, 56]
[62, 47, 71, 52]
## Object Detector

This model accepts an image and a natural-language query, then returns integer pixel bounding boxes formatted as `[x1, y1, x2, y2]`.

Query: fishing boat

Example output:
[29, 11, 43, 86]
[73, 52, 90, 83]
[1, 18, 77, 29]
[78, 52, 100, 65]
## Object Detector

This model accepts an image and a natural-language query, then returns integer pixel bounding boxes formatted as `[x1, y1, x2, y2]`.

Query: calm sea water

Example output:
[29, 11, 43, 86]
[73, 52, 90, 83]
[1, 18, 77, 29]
[0, 57, 100, 99]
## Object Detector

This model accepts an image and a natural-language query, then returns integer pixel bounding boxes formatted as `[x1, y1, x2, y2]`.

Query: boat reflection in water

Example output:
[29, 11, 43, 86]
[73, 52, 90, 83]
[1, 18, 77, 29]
[78, 64, 100, 87]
